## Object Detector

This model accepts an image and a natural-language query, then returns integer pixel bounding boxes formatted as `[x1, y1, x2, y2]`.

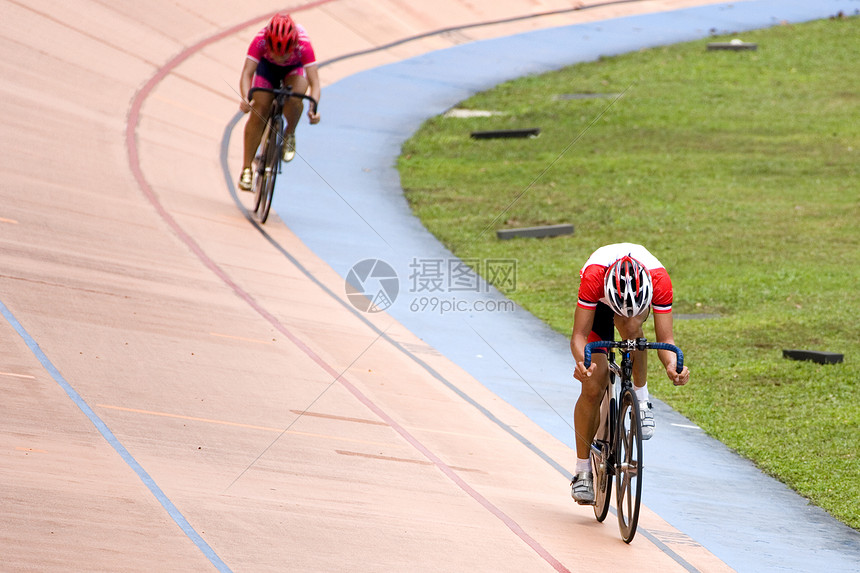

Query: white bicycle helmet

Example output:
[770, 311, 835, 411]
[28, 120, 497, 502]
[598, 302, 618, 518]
[604, 255, 653, 317]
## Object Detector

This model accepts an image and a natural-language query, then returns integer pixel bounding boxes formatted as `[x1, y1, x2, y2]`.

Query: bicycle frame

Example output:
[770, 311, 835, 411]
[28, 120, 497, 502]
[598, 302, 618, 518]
[249, 85, 319, 157]
[583, 337, 684, 543]
[246, 85, 318, 223]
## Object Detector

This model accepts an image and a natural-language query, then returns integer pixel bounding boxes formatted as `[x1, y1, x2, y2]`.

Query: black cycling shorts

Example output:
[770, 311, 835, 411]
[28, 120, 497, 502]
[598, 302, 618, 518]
[252, 58, 301, 91]
[590, 302, 615, 352]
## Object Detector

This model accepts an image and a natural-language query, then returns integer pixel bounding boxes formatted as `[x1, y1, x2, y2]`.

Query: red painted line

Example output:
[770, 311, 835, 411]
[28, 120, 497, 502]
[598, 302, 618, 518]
[125, 5, 570, 572]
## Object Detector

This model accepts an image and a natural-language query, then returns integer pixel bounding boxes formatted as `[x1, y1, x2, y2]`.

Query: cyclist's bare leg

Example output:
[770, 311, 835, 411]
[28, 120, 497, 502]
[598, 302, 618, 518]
[614, 311, 649, 389]
[573, 354, 610, 459]
[282, 74, 309, 135]
[243, 90, 274, 168]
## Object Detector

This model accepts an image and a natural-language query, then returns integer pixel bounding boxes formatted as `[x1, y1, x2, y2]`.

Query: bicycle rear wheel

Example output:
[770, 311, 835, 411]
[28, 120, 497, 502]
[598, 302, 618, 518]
[616, 387, 643, 543]
[591, 386, 614, 522]
[258, 114, 282, 224]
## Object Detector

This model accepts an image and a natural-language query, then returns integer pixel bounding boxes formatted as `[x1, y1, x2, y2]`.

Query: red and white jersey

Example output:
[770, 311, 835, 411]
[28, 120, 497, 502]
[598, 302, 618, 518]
[246, 24, 316, 68]
[577, 243, 673, 314]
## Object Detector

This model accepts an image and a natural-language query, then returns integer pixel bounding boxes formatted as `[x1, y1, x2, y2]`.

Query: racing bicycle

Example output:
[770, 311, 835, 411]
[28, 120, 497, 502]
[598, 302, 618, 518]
[583, 337, 684, 543]
[247, 85, 318, 224]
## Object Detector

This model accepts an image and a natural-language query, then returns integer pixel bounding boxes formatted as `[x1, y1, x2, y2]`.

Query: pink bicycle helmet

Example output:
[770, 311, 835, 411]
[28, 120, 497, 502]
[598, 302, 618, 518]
[266, 14, 299, 57]
[604, 255, 653, 317]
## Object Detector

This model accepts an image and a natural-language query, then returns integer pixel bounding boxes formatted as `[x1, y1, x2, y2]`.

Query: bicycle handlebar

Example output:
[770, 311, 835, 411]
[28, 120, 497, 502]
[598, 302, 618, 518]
[584, 338, 684, 373]
[247, 86, 319, 114]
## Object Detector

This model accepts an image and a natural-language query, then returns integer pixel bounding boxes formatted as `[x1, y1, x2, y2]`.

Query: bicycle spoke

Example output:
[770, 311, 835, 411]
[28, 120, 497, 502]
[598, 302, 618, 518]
[625, 485, 633, 516]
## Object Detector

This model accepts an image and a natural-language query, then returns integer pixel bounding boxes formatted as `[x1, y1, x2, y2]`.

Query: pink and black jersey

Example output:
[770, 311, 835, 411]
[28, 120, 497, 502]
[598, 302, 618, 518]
[577, 243, 673, 314]
[246, 24, 316, 68]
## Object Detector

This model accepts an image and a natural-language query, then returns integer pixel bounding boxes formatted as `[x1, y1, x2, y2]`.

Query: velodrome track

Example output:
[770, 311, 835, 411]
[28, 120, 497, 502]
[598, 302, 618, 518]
[2, 1, 858, 572]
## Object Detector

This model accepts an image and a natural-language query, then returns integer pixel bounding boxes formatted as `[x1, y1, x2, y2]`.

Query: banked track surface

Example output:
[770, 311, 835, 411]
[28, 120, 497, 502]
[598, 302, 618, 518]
[2, 1, 858, 572]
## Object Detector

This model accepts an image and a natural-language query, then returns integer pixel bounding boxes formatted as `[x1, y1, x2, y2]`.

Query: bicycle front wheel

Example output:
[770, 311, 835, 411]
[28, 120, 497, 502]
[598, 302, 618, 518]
[252, 120, 272, 213]
[616, 387, 643, 543]
[258, 115, 282, 224]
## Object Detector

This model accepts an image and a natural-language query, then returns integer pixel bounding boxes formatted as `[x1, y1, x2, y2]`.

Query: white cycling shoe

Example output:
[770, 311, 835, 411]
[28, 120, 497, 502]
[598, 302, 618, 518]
[640, 401, 655, 440]
[283, 133, 296, 162]
[238, 167, 252, 192]
[571, 471, 595, 505]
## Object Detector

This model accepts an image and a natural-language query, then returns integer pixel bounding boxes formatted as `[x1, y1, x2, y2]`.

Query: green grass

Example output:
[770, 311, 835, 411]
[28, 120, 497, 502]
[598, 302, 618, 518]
[398, 17, 860, 528]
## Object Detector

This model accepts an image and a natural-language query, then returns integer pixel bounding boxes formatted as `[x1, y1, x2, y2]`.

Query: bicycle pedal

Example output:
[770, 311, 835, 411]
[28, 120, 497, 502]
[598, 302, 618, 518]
[576, 499, 597, 506]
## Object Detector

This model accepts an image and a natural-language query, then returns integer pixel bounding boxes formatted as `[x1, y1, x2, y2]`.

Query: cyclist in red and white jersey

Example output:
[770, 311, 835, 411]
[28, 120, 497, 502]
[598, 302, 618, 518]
[569, 243, 690, 504]
[237, 13, 321, 191]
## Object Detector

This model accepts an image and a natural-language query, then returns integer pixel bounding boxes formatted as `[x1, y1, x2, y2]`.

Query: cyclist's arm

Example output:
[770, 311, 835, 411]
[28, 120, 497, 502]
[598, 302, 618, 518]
[305, 64, 321, 123]
[653, 311, 689, 385]
[570, 305, 596, 381]
[239, 57, 257, 112]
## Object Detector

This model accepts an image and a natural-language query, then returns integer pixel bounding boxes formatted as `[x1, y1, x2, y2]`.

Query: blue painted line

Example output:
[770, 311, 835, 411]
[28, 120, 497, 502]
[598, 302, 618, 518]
[0, 300, 232, 573]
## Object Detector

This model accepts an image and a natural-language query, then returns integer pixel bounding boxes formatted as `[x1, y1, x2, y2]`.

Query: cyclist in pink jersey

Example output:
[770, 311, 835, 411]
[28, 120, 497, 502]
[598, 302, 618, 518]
[237, 13, 321, 191]
[569, 243, 690, 504]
